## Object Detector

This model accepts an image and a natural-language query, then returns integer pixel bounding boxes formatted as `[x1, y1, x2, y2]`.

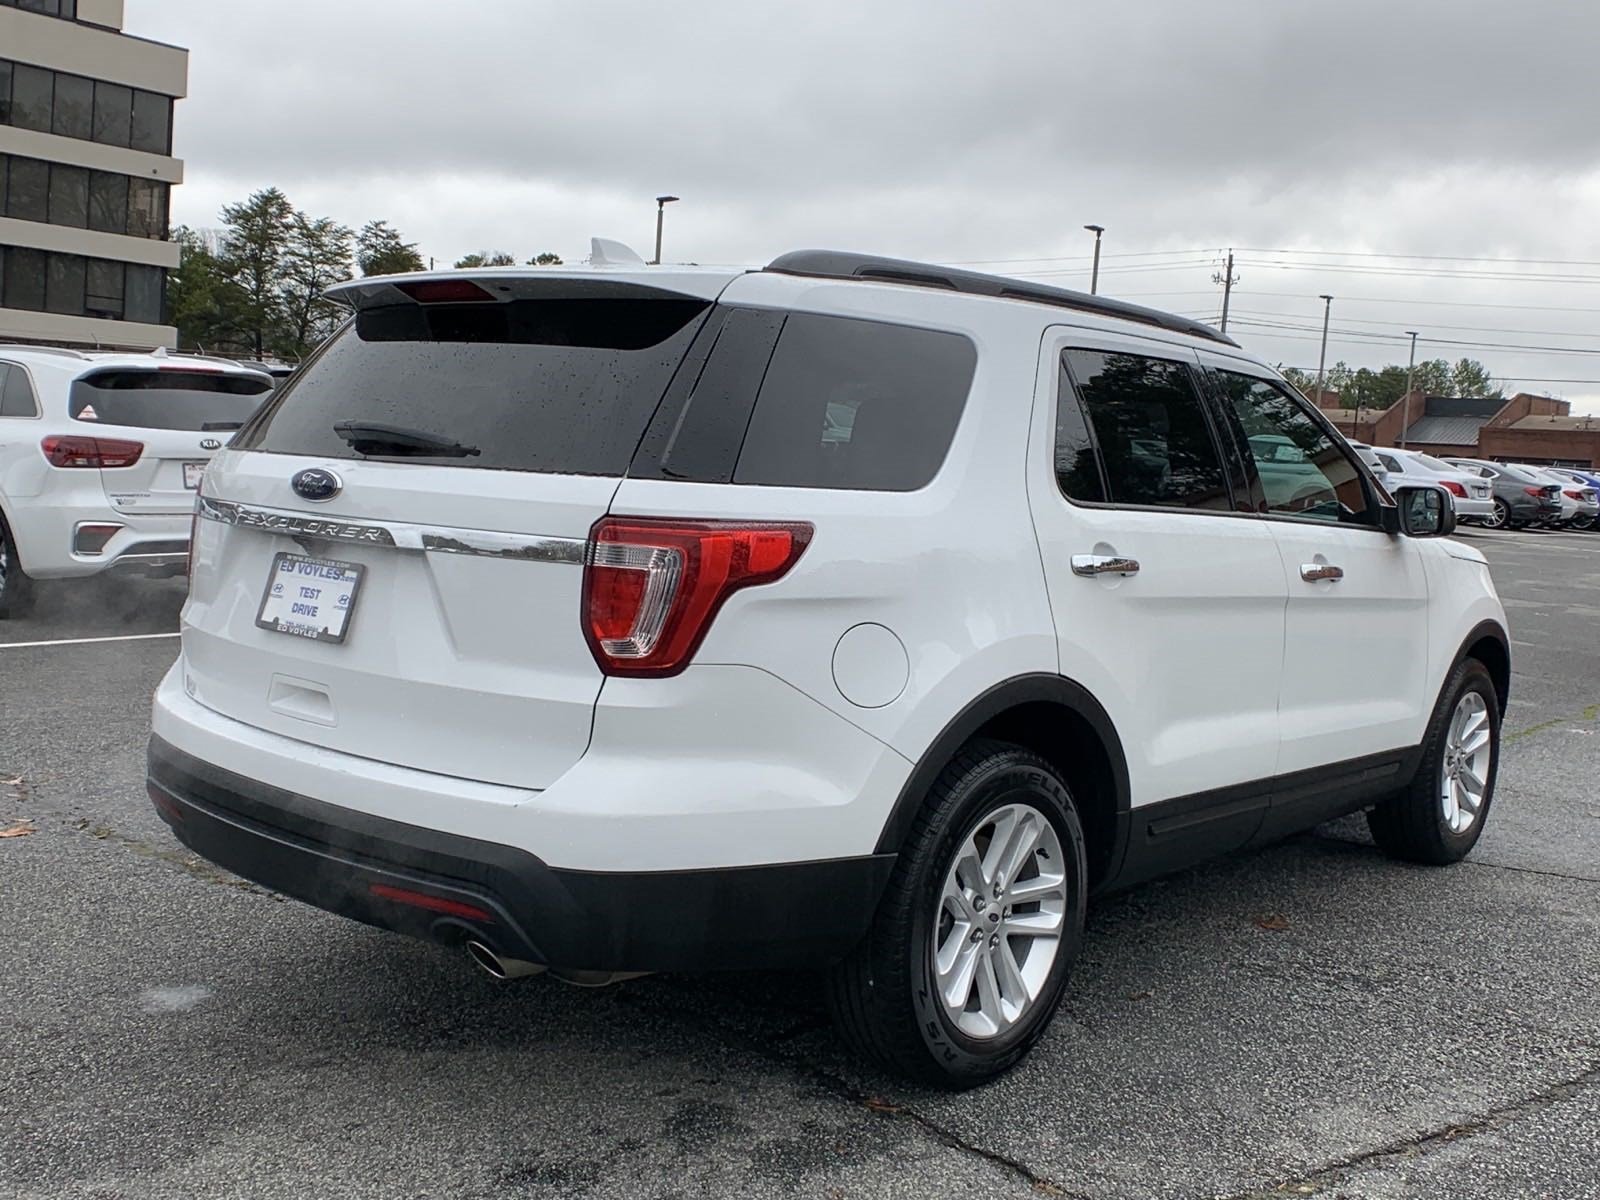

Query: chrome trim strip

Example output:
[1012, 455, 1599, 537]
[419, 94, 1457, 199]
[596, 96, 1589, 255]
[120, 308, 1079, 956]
[197, 497, 584, 564]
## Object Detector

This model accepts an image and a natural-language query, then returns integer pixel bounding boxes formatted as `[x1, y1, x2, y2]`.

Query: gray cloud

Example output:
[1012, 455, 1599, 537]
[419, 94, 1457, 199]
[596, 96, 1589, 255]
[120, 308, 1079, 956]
[138, 0, 1600, 406]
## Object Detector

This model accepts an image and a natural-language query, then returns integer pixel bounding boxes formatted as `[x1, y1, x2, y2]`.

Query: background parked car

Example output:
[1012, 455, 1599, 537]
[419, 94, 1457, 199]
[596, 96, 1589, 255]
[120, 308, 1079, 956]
[1515, 465, 1598, 530]
[1443, 459, 1563, 530]
[1372, 447, 1495, 523]
[0, 346, 274, 618]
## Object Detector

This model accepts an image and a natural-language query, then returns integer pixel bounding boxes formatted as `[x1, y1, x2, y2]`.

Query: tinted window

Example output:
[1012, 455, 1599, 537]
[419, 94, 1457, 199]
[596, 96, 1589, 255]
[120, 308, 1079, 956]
[732, 314, 976, 491]
[1376, 453, 1403, 473]
[129, 89, 169, 153]
[71, 370, 272, 430]
[1, 363, 39, 417]
[1060, 349, 1230, 510]
[10, 63, 52, 132]
[649, 308, 784, 483]
[6, 154, 47, 221]
[85, 258, 122, 317]
[48, 162, 88, 227]
[124, 263, 163, 324]
[88, 170, 128, 233]
[92, 80, 131, 147]
[51, 72, 92, 140]
[3, 247, 45, 310]
[0, 62, 11, 125]
[1054, 358, 1104, 503]
[1217, 371, 1372, 524]
[237, 296, 711, 474]
[127, 177, 165, 237]
[45, 252, 85, 315]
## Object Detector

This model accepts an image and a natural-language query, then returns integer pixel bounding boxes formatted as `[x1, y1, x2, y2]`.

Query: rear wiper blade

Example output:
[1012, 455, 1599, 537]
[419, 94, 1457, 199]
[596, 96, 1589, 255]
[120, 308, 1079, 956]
[333, 421, 481, 458]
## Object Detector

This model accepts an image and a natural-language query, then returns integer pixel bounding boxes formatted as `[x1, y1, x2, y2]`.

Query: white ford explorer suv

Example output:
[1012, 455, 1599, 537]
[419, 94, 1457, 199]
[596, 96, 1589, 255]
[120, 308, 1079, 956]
[147, 251, 1509, 1086]
[0, 346, 275, 617]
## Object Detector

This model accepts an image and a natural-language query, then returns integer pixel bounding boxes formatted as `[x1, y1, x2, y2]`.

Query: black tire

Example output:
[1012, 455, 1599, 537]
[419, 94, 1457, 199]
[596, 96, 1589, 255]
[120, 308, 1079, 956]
[825, 739, 1087, 1088]
[0, 508, 35, 620]
[1367, 659, 1500, 865]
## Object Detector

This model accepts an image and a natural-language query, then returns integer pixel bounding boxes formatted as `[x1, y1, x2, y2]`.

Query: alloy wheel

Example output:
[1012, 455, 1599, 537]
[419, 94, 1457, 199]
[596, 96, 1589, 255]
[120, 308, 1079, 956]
[1440, 692, 1492, 835]
[932, 802, 1066, 1040]
[1484, 499, 1508, 528]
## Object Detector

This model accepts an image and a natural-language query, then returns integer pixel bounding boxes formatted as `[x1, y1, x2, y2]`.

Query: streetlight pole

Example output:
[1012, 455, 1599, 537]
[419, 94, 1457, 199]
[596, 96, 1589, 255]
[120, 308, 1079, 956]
[1084, 224, 1104, 295]
[1313, 294, 1334, 406]
[651, 195, 679, 265]
[1400, 330, 1419, 449]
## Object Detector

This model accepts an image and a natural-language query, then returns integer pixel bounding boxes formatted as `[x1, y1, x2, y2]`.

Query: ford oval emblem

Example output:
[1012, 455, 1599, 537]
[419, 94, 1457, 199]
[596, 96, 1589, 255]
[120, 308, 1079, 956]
[199, 437, 223, 451]
[291, 468, 342, 502]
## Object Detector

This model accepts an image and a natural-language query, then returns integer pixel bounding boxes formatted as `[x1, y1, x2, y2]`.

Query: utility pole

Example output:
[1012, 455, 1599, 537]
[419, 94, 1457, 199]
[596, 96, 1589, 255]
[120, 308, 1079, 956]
[1084, 224, 1104, 294]
[1313, 294, 1334, 407]
[1400, 330, 1419, 449]
[1212, 249, 1239, 332]
[651, 195, 680, 265]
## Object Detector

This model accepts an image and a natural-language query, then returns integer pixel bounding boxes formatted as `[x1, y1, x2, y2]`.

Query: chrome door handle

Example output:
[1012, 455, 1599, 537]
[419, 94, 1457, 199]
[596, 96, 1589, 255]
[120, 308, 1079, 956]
[1300, 562, 1344, 582]
[1071, 554, 1140, 578]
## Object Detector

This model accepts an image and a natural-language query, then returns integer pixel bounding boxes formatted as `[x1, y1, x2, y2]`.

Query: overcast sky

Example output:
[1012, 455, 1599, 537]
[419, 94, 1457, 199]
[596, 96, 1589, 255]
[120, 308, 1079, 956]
[138, 0, 1600, 412]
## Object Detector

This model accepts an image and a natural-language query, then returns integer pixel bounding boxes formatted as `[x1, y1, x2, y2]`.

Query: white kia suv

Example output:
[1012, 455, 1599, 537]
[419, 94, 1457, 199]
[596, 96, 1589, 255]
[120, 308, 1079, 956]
[147, 250, 1509, 1086]
[0, 346, 274, 617]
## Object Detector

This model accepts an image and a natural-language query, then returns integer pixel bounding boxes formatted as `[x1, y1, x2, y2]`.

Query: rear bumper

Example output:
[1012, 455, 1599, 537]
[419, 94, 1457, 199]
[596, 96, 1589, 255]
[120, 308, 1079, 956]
[13, 503, 190, 579]
[147, 735, 895, 972]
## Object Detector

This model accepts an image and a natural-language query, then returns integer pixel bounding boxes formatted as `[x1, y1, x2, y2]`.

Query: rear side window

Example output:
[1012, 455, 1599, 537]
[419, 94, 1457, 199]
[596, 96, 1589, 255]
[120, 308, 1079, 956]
[0, 363, 39, 418]
[732, 314, 976, 491]
[236, 297, 710, 475]
[70, 369, 272, 431]
[1058, 349, 1231, 511]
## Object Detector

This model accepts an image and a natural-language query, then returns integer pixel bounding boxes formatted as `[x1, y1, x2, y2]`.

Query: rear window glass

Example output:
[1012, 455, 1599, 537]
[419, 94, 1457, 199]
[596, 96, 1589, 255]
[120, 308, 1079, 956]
[70, 369, 273, 430]
[1411, 452, 1454, 472]
[235, 297, 709, 475]
[731, 314, 976, 491]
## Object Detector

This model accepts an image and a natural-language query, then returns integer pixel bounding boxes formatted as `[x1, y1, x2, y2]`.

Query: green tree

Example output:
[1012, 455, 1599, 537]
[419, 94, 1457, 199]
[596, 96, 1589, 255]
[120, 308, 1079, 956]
[279, 213, 354, 359]
[527, 252, 563, 266]
[454, 251, 516, 268]
[168, 226, 250, 353]
[356, 220, 425, 276]
[1450, 357, 1501, 398]
[218, 188, 295, 358]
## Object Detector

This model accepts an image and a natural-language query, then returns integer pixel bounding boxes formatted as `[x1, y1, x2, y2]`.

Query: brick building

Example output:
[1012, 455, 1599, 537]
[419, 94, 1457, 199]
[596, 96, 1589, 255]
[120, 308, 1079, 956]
[1318, 391, 1600, 468]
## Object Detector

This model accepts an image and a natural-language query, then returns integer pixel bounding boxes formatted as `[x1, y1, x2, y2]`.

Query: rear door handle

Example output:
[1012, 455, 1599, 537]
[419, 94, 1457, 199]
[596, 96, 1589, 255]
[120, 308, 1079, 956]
[1071, 554, 1140, 578]
[1300, 562, 1344, 582]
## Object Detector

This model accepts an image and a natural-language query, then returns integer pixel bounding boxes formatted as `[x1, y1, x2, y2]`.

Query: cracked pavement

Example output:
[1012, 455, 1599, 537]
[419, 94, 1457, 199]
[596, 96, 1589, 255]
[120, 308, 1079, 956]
[1, 527, 1597, 1199]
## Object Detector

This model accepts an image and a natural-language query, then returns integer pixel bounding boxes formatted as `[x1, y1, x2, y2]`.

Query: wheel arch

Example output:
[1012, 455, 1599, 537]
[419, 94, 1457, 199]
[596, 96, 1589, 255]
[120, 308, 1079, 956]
[874, 674, 1131, 893]
[1454, 619, 1511, 713]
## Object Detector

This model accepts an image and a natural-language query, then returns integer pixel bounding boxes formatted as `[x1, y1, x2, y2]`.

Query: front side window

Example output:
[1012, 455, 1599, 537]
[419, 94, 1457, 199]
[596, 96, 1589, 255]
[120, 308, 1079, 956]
[1217, 371, 1372, 524]
[1057, 349, 1231, 511]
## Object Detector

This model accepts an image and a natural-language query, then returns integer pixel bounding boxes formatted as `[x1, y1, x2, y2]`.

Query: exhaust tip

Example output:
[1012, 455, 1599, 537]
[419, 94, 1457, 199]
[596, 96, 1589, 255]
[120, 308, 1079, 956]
[465, 940, 545, 981]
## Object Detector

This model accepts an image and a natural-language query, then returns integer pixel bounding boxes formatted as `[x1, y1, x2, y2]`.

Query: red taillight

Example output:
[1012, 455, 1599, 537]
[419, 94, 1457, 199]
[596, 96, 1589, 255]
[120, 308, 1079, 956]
[583, 517, 813, 677]
[395, 279, 496, 303]
[1524, 486, 1546, 498]
[368, 883, 495, 923]
[1564, 489, 1585, 501]
[41, 435, 143, 469]
[1441, 480, 1467, 498]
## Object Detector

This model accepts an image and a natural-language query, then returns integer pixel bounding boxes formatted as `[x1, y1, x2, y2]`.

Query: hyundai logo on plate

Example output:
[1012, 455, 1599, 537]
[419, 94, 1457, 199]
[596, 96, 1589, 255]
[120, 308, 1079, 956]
[199, 437, 223, 451]
[291, 468, 343, 502]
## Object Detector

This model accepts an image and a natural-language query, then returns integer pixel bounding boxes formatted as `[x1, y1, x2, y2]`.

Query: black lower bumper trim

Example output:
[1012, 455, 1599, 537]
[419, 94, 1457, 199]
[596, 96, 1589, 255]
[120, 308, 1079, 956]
[147, 736, 895, 972]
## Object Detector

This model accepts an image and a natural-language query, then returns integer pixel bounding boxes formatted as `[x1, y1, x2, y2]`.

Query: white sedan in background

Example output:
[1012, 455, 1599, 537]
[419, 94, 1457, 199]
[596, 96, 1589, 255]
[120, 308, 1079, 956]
[1371, 447, 1496, 522]
[1514, 465, 1598, 530]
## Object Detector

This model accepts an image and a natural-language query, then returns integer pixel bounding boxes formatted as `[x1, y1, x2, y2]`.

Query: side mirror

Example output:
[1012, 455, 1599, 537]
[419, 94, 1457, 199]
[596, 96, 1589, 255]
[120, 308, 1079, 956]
[1395, 485, 1456, 538]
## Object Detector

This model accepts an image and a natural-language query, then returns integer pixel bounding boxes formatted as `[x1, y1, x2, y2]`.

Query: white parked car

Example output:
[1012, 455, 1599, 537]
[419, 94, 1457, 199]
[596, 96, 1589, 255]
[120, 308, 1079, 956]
[147, 249, 1510, 1086]
[0, 347, 274, 617]
[1543, 469, 1600, 530]
[1512, 465, 1597, 530]
[1371, 447, 1495, 522]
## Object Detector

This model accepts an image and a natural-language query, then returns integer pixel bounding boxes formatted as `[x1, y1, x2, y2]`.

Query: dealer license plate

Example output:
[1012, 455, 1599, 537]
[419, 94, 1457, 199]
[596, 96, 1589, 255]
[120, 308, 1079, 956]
[255, 553, 365, 644]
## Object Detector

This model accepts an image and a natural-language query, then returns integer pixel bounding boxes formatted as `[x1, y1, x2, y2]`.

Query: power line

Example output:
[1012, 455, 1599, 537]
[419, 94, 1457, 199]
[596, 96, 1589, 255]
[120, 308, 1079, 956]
[1231, 290, 1600, 314]
[1224, 308, 1600, 340]
[942, 247, 1220, 267]
[1227, 317, 1600, 357]
[1235, 260, 1600, 285]
[1237, 247, 1600, 268]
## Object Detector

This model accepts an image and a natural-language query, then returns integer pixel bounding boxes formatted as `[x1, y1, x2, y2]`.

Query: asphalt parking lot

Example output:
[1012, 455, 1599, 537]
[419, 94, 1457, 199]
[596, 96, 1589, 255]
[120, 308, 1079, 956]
[1, 528, 1596, 1200]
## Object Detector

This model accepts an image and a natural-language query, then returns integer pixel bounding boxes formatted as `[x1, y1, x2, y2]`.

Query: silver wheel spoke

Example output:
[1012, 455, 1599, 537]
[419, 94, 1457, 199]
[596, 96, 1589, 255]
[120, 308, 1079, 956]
[1439, 691, 1494, 836]
[1459, 764, 1485, 798]
[931, 800, 1069, 1041]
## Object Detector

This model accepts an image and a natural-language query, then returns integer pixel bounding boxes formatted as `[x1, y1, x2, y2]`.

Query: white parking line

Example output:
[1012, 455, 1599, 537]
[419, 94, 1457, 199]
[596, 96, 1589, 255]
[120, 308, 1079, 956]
[0, 631, 180, 650]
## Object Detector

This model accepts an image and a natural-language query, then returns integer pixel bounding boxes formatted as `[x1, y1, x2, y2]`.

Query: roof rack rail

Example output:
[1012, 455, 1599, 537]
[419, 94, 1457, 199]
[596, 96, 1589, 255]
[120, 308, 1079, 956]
[764, 250, 1238, 347]
[0, 344, 91, 359]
